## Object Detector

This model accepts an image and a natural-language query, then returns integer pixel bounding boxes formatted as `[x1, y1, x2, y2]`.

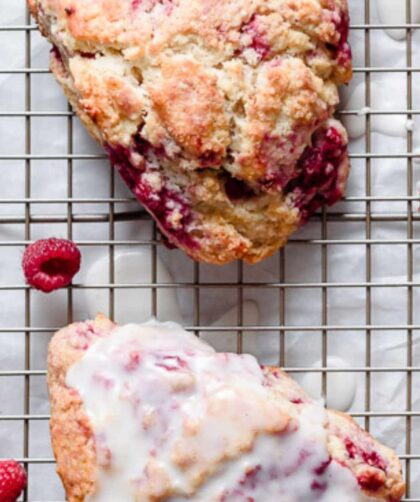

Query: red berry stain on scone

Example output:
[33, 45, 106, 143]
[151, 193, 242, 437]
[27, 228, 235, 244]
[311, 480, 327, 491]
[328, 10, 352, 66]
[51, 46, 63, 64]
[73, 320, 102, 351]
[335, 435, 391, 495]
[95, 433, 113, 467]
[30, 0, 353, 264]
[290, 398, 304, 404]
[240, 15, 271, 61]
[124, 352, 142, 371]
[345, 438, 387, 470]
[78, 51, 96, 59]
[358, 471, 386, 492]
[107, 142, 197, 250]
[0, 460, 27, 502]
[224, 176, 255, 201]
[48, 319, 405, 501]
[313, 458, 332, 476]
[92, 372, 115, 389]
[285, 125, 348, 221]
[64, 6, 75, 16]
[155, 354, 189, 371]
[240, 465, 262, 489]
[220, 448, 332, 500]
[221, 466, 262, 501]
[257, 132, 300, 191]
[22, 237, 81, 293]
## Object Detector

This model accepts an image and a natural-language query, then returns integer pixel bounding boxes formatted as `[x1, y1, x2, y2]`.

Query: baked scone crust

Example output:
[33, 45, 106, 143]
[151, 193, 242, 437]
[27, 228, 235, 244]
[48, 317, 404, 502]
[30, 0, 352, 264]
[47, 316, 115, 502]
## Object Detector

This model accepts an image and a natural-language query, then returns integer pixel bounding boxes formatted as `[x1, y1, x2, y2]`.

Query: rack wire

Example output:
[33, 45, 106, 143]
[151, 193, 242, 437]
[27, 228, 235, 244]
[0, 0, 420, 500]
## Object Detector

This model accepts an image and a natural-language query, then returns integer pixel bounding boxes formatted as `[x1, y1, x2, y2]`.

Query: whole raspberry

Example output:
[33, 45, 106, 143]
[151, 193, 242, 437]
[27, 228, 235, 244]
[0, 460, 27, 502]
[22, 238, 81, 293]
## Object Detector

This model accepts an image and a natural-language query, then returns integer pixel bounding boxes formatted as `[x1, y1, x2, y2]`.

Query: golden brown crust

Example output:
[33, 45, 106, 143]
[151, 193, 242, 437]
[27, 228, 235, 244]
[149, 59, 230, 159]
[69, 56, 145, 145]
[50, 53, 103, 144]
[30, 0, 352, 264]
[47, 316, 115, 502]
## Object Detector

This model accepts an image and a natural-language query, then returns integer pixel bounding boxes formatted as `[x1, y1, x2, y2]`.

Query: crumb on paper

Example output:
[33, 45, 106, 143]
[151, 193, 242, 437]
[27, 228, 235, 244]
[416, 181, 420, 212]
[357, 107, 370, 116]
[405, 119, 415, 131]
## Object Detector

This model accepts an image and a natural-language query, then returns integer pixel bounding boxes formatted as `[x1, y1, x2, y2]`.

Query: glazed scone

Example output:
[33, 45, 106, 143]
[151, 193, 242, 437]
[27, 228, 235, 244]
[29, 0, 352, 264]
[48, 317, 404, 502]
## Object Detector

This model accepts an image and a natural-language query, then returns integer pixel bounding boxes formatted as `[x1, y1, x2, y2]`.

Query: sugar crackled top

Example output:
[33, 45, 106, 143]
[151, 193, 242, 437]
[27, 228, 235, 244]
[30, 0, 352, 263]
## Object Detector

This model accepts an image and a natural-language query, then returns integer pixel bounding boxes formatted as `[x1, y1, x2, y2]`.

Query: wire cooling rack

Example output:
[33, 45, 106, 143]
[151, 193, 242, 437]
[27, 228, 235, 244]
[0, 0, 420, 500]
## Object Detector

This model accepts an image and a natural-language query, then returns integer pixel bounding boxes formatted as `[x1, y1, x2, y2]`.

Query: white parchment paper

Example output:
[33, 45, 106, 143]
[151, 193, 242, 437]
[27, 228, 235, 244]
[1, 0, 420, 499]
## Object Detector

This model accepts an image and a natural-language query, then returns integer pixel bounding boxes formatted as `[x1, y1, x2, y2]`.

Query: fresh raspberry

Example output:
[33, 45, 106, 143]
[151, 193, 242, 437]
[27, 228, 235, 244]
[22, 238, 81, 293]
[0, 460, 27, 502]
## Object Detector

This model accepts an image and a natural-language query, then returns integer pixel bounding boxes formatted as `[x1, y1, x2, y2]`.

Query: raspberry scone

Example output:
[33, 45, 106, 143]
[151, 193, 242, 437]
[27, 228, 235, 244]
[29, 0, 352, 264]
[48, 317, 404, 502]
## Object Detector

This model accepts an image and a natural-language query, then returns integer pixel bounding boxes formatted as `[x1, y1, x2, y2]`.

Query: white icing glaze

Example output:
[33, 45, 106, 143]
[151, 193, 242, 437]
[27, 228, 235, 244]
[201, 301, 260, 353]
[406, 119, 415, 132]
[83, 250, 183, 324]
[376, 0, 420, 41]
[67, 321, 374, 501]
[300, 356, 357, 412]
[342, 80, 409, 139]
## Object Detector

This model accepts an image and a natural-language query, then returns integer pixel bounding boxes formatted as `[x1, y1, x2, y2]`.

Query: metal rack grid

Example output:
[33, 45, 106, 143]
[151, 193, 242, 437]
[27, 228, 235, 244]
[0, 0, 420, 500]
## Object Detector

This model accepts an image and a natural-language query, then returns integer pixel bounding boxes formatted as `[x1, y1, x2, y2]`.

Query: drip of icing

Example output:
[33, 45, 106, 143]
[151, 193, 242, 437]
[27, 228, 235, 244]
[405, 120, 415, 132]
[82, 250, 183, 324]
[300, 356, 357, 412]
[342, 80, 410, 139]
[200, 300, 260, 353]
[376, 0, 420, 41]
[67, 321, 376, 501]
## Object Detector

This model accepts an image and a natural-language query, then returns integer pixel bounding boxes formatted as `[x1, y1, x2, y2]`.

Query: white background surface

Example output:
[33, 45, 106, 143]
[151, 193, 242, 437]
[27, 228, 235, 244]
[0, 0, 420, 499]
